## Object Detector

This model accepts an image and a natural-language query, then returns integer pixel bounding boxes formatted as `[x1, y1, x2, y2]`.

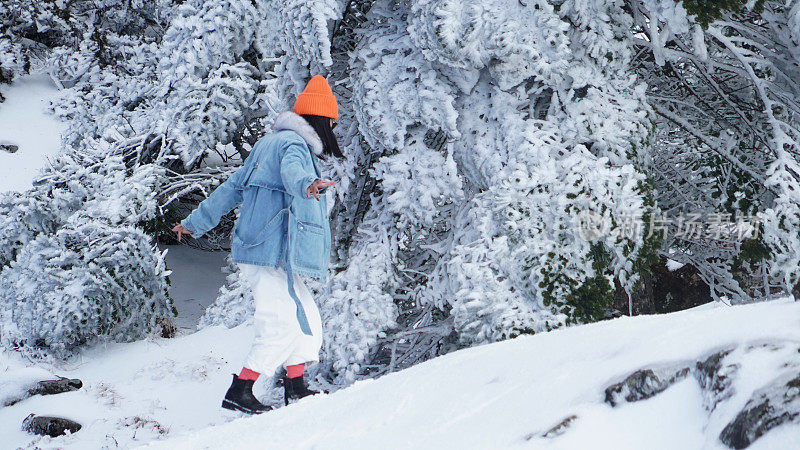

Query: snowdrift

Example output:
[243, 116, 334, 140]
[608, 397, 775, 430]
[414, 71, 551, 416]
[3, 299, 799, 449]
[144, 299, 800, 450]
[0, 74, 65, 194]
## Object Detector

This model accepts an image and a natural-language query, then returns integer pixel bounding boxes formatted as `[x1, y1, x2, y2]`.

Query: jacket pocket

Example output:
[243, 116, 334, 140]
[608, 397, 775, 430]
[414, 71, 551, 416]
[234, 207, 286, 248]
[288, 214, 325, 273]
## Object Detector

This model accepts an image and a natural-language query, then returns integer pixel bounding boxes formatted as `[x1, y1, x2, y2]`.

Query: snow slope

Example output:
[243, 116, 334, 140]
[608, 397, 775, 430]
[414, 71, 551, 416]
[146, 299, 800, 450]
[0, 74, 66, 193]
[2, 299, 799, 449]
[0, 325, 258, 449]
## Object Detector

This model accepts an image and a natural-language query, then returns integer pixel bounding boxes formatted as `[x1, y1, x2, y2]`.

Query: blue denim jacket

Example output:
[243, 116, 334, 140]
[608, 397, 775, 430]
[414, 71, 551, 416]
[181, 111, 331, 280]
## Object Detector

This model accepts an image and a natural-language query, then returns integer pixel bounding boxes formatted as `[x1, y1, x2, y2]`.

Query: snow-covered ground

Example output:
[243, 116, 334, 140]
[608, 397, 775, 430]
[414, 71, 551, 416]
[0, 325, 256, 449]
[0, 74, 66, 193]
[2, 299, 799, 449]
[162, 245, 228, 330]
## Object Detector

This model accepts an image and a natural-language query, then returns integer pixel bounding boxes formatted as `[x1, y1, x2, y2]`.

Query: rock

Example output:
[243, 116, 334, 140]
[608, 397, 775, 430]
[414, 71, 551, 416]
[22, 414, 82, 437]
[29, 377, 83, 397]
[719, 371, 800, 449]
[3, 377, 83, 407]
[602, 344, 800, 448]
[541, 414, 578, 438]
[694, 350, 737, 411]
[1, 143, 19, 153]
[605, 366, 690, 407]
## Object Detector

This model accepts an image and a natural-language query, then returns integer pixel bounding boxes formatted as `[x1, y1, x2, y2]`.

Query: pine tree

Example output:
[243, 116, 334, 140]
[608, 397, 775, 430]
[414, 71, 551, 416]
[314, 0, 659, 380]
[0, 150, 173, 357]
[4, 0, 799, 383]
[0, 217, 172, 356]
[630, 0, 800, 301]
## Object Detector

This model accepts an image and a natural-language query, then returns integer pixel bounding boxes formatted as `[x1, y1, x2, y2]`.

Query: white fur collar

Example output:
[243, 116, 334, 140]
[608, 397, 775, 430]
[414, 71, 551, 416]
[273, 111, 323, 155]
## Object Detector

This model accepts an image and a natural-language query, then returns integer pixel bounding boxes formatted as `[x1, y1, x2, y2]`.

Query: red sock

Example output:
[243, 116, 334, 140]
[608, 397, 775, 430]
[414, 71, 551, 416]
[239, 367, 260, 381]
[286, 364, 305, 379]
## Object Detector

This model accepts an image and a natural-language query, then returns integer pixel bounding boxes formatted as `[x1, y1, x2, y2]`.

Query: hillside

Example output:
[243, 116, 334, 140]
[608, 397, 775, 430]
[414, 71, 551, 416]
[4, 298, 799, 449]
[10, 298, 795, 449]
[138, 298, 800, 450]
[121, 298, 797, 450]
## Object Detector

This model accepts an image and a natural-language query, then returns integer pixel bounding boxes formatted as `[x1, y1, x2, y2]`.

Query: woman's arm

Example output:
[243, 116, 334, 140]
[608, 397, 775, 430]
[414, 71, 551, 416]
[179, 164, 249, 239]
[280, 142, 336, 200]
[280, 142, 319, 199]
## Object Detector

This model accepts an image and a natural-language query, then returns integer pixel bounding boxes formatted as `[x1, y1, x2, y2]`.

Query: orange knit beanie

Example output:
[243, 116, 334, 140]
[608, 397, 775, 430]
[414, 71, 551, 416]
[293, 75, 339, 119]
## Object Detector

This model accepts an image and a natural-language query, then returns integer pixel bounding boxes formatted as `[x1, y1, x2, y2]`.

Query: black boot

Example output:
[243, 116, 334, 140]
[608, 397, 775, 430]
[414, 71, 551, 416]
[221, 374, 272, 414]
[283, 374, 322, 405]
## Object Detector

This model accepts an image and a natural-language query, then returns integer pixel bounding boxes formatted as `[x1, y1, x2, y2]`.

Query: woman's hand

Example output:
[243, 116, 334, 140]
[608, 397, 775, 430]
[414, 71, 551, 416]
[172, 224, 192, 242]
[306, 179, 337, 200]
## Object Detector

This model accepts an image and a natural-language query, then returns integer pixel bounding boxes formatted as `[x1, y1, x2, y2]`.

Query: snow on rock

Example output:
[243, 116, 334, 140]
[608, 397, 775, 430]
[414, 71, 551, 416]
[142, 299, 799, 450]
[604, 344, 800, 449]
[0, 74, 65, 193]
[604, 365, 692, 406]
[694, 349, 738, 411]
[720, 370, 800, 449]
[0, 365, 54, 407]
[22, 414, 83, 437]
[3, 299, 800, 449]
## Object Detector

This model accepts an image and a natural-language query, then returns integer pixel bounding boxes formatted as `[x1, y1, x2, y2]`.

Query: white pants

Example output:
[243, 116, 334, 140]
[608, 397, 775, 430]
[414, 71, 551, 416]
[238, 264, 323, 375]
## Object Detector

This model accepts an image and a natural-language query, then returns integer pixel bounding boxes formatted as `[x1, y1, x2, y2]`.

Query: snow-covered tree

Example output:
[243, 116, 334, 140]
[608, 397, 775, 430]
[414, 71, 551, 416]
[198, 256, 254, 329]
[153, 0, 261, 167]
[257, 0, 341, 102]
[0, 217, 172, 357]
[5, 0, 799, 385]
[0, 37, 25, 91]
[630, 0, 800, 302]
[0, 149, 173, 357]
[311, 0, 659, 381]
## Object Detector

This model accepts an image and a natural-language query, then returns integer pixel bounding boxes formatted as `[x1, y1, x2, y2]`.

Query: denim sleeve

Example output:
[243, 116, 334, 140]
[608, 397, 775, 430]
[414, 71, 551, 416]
[280, 142, 318, 199]
[181, 164, 248, 238]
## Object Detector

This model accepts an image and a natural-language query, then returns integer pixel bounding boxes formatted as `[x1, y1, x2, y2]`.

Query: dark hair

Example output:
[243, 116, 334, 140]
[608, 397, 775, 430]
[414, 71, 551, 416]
[301, 114, 343, 159]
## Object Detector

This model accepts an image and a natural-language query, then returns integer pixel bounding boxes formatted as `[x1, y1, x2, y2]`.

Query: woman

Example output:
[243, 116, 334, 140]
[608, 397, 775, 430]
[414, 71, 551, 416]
[172, 75, 341, 414]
